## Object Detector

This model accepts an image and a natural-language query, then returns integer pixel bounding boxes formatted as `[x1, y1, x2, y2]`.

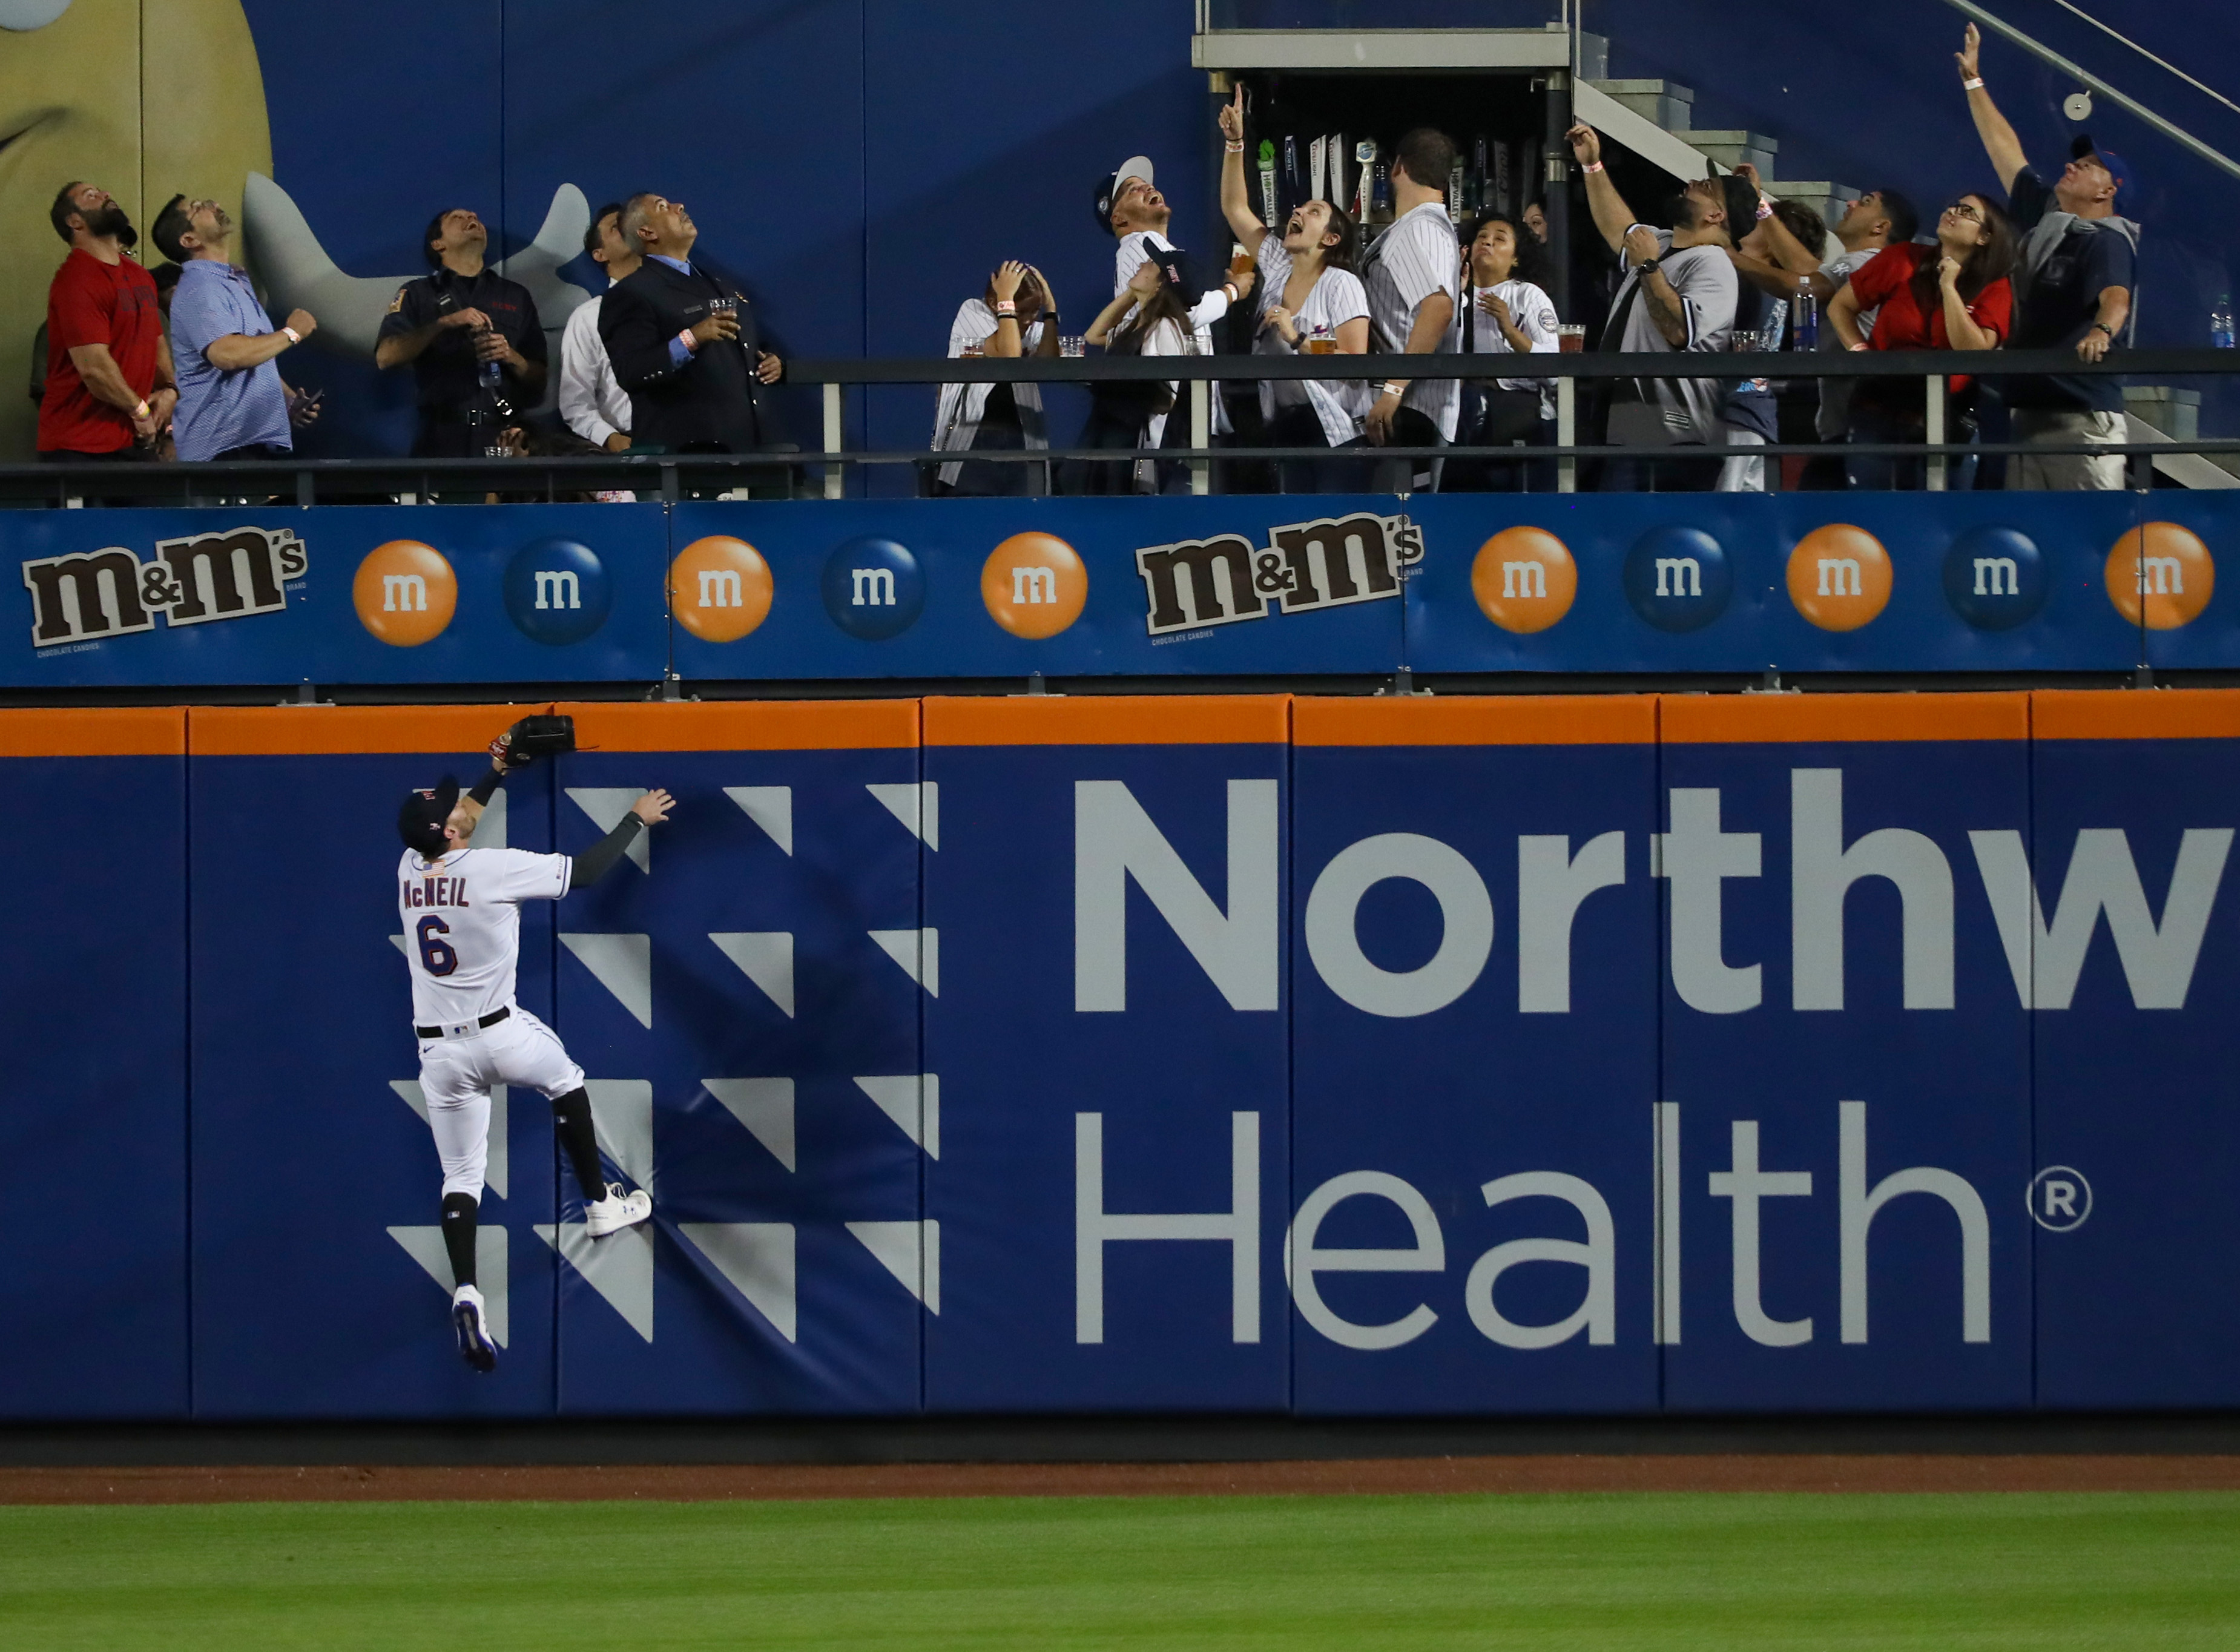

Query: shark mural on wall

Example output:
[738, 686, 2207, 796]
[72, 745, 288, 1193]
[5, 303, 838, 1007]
[0, 0, 588, 458]
[243, 173, 593, 363]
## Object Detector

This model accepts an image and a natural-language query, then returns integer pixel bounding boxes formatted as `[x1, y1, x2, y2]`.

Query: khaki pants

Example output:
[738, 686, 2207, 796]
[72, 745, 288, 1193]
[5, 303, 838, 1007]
[2008, 408, 2127, 490]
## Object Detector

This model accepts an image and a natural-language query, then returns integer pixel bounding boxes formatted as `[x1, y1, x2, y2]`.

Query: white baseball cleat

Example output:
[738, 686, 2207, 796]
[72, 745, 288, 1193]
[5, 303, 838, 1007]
[584, 1182, 652, 1238]
[452, 1285, 498, 1373]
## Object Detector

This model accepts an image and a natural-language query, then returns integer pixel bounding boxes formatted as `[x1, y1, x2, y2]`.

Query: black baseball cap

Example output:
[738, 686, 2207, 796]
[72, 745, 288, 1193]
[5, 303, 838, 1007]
[397, 775, 461, 859]
[1716, 174, 1761, 238]
[1095, 156, 1155, 236]
[1147, 244, 1194, 294]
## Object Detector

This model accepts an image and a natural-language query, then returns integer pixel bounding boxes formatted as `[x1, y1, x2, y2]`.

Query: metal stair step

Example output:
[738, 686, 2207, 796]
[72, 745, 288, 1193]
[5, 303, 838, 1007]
[1587, 77, 1694, 131]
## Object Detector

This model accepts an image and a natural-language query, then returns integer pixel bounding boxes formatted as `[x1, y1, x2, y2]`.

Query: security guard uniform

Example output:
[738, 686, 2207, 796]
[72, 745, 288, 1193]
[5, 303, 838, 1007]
[377, 266, 547, 458]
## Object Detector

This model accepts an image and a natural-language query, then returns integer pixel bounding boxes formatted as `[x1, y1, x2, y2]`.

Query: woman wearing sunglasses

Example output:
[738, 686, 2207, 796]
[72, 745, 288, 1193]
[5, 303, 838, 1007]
[1828, 192, 2018, 489]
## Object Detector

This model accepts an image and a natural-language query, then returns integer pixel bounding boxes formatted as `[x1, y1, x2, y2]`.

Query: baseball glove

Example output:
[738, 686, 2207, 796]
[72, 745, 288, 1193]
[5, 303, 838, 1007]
[490, 713, 578, 769]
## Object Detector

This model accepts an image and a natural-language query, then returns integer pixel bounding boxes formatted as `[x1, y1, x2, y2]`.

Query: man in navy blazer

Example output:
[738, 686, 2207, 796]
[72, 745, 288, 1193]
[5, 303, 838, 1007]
[598, 192, 783, 453]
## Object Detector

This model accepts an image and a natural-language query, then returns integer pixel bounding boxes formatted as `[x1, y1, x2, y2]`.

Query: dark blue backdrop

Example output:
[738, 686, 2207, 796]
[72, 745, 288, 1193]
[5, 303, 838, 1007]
[239, 0, 2240, 462]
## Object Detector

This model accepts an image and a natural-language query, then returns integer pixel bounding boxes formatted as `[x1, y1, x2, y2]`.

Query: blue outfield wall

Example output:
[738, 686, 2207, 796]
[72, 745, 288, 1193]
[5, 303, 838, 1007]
[1, 689, 2235, 1418]
[1, 492, 2222, 687]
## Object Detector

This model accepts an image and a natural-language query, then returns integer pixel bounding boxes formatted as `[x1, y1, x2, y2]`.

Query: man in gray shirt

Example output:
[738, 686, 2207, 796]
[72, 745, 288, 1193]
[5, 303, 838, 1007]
[1360, 127, 1460, 492]
[1567, 123, 1741, 491]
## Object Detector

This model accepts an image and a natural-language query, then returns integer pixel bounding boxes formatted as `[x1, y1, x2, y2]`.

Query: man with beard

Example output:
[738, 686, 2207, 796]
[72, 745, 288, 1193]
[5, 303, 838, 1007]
[375, 206, 547, 458]
[1564, 125, 1741, 491]
[152, 194, 320, 462]
[39, 182, 174, 462]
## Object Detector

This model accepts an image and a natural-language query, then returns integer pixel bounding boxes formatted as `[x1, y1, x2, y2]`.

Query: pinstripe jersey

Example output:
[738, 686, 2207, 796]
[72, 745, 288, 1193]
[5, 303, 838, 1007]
[1251, 236, 1371, 447]
[1360, 202, 1461, 439]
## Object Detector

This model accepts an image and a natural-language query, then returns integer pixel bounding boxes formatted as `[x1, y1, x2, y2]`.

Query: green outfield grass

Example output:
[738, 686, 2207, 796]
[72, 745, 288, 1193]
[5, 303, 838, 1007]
[2, 1490, 2235, 1649]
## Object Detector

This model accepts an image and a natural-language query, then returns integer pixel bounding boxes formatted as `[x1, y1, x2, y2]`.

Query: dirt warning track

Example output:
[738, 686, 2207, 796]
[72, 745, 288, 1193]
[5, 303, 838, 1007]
[7, 1454, 2240, 1504]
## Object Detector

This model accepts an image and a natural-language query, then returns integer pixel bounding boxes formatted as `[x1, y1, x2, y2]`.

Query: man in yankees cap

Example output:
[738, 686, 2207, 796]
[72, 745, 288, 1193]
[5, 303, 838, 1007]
[395, 723, 673, 1372]
[1097, 153, 1250, 331]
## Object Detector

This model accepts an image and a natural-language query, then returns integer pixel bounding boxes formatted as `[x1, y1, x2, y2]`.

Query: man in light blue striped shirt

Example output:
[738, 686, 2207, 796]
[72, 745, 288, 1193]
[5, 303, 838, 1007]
[153, 194, 320, 462]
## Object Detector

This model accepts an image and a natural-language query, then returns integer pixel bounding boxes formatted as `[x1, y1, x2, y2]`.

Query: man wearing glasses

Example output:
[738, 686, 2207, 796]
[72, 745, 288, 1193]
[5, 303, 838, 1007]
[1957, 22, 2139, 489]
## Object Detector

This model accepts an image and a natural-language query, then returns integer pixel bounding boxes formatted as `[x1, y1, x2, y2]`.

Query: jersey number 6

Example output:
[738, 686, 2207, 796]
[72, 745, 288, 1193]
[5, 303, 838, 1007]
[417, 914, 460, 976]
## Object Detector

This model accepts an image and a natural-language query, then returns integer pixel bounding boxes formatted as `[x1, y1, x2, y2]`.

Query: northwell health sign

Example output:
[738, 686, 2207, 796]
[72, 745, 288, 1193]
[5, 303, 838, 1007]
[11, 691, 2236, 1418]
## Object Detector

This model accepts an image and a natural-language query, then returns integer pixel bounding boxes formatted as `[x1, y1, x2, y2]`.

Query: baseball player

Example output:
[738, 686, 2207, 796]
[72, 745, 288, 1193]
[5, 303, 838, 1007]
[395, 726, 673, 1372]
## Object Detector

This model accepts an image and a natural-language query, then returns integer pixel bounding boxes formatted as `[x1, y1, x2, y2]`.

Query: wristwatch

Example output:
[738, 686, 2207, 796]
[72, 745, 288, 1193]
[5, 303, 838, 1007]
[2090, 321, 2115, 337]
[1638, 257, 1662, 275]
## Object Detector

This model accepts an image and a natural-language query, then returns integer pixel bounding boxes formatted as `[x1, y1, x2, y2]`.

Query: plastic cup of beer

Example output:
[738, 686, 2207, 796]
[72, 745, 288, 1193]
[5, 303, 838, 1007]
[1230, 243, 1253, 278]
[1304, 324, 1337, 355]
[1557, 324, 1586, 353]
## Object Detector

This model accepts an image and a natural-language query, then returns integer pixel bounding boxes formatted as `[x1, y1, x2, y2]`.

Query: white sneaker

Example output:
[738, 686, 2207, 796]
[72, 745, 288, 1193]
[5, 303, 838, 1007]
[584, 1182, 652, 1238]
[452, 1284, 497, 1373]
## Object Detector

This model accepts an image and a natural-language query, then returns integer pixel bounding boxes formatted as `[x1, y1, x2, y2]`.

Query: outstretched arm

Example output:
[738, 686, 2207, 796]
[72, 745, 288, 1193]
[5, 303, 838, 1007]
[1218, 85, 1268, 254]
[1957, 23, 2028, 194]
[572, 789, 674, 888]
[1566, 123, 1635, 255]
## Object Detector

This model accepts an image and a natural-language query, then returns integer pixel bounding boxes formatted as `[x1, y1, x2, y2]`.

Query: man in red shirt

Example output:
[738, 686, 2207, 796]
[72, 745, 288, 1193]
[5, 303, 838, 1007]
[39, 182, 174, 462]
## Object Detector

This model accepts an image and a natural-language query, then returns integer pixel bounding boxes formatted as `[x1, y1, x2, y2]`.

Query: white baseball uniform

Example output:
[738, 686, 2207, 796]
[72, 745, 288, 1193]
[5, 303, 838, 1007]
[398, 845, 585, 1200]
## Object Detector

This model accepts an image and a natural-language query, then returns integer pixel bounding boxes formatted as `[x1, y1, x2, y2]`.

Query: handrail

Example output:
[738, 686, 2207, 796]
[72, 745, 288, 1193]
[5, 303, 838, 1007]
[775, 347, 2240, 383]
[2044, 0, 2240, 119]
[1933, 0, 2240, 182]
[11, 350, 2234, 500]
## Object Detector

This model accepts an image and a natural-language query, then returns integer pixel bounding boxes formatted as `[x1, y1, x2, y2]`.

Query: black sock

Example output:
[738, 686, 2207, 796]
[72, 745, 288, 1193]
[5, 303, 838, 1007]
[550, 1088, 608, 1203]
[441, 1192, 478, 1291]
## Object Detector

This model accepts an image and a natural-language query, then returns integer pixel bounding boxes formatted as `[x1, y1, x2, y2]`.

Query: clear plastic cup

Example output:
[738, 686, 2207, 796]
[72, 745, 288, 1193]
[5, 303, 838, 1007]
[1557, 324, 1587, 354]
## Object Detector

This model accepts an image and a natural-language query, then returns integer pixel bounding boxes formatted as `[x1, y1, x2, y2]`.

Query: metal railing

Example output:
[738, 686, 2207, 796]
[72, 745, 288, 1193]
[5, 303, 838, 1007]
[10, 348, 2238, 507]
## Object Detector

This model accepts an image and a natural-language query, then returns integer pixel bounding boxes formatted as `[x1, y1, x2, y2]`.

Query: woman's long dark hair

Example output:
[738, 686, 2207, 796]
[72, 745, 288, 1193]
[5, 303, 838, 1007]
[1306, 200, 1361, 272]
[1908, 194, 2019, 321]
[1108, 277, 1194, 357]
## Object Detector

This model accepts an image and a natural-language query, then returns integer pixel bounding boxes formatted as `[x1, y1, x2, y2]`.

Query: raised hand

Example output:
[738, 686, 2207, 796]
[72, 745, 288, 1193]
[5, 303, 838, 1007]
[992, 260, 1027, 304]
[1566, 123, 1602, 168]
[1219, 83, 1245, 144]
[1957, 21, 1981, 81]
[631, 788, 676, 826]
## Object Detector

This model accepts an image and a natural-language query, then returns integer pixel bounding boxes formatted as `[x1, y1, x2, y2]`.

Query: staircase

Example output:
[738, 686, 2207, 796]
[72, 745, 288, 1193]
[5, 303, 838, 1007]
[1584, 77, 1857, 245]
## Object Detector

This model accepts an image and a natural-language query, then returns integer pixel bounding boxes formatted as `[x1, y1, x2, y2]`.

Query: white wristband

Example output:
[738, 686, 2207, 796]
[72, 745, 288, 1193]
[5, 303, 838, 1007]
[677, 327, 697, 352]
[1962, 76, 1984, 90]
[1382, 381, 1407, 398]
[281, 326, 301, 344]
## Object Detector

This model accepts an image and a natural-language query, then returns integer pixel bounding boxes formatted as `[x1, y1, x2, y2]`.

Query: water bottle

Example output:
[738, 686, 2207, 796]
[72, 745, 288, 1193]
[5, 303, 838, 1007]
[476, 324, 503, 391]
[2212, 295, 2235, 349]
[1790, 278, 1819, 351]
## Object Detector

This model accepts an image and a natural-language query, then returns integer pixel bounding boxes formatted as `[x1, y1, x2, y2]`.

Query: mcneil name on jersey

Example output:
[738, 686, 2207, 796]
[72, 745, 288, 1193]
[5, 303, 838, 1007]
[403, 874, 472, 910]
